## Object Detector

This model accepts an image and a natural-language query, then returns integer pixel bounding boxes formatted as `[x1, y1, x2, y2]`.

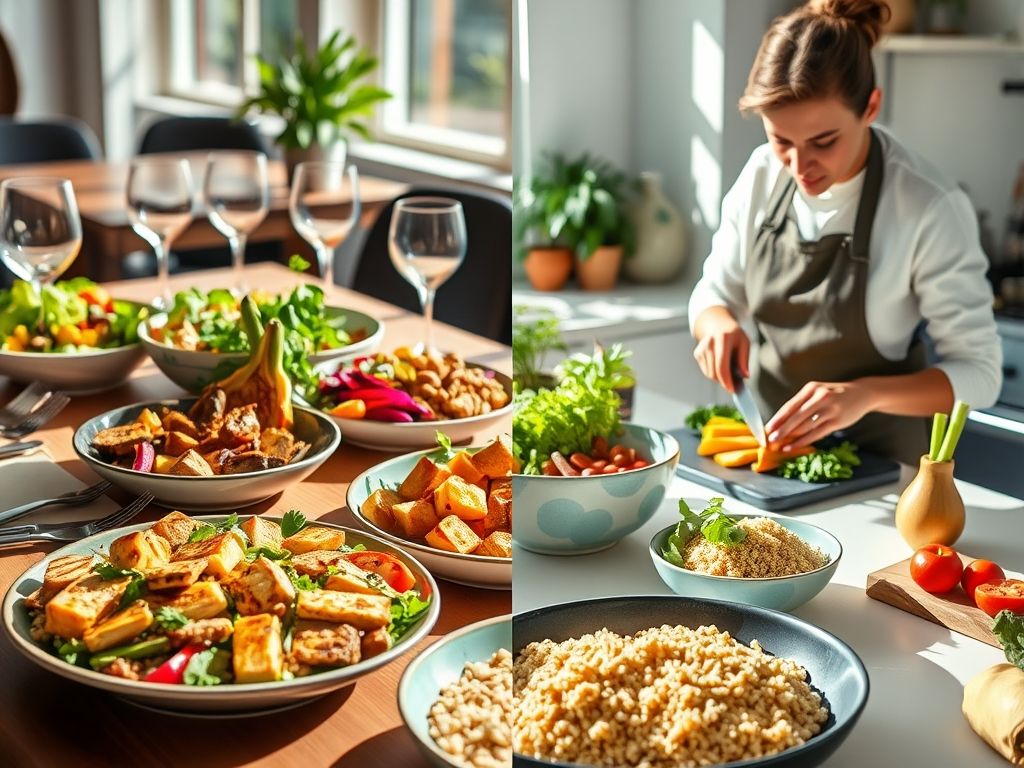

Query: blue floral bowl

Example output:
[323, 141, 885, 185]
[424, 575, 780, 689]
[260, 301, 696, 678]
[512, 423, 679, 555]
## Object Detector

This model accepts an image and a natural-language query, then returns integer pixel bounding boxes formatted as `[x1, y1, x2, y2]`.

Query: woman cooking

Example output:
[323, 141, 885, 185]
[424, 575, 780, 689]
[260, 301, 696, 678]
[688, 0, 1003, 464]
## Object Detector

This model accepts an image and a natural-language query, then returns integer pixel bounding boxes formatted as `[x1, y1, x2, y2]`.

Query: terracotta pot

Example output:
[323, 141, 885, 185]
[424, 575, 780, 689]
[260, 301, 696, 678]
[284, 142, 347, 179]
[894, 455, 965, 549]
[523, 247, 573, 291]
[575, 245, 622, 292]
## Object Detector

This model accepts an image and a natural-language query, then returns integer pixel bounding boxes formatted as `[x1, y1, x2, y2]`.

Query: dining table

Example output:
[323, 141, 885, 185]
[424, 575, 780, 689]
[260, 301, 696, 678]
[0, 157, 408, 282]
[0, 262, 510, 768]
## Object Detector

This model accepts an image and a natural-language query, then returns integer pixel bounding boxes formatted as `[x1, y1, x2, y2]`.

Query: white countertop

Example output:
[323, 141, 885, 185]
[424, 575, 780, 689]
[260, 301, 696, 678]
[513, 387, 1023, 768]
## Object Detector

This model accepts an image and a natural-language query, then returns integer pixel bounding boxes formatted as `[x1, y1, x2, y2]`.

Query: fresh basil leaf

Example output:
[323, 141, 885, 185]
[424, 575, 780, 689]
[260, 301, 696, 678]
[435, 431, 454, 460]
[188, 524, 218, 543]
[281, 510, 307, 538]
[93, 562, 147, 608]
[93, 562, 141, 580]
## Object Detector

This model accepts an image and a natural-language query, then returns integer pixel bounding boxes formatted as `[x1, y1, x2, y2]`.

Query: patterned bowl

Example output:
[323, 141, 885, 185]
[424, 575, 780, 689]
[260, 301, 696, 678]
[512, 423, 680, 555]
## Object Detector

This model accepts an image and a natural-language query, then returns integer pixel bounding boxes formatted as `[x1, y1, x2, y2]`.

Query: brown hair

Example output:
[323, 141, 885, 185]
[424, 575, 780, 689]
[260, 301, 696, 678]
[739, 0, 890, 115]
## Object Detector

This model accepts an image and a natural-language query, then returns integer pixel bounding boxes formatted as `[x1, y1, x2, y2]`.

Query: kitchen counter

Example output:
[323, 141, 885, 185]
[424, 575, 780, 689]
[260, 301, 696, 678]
[513, 386, 1023, 768]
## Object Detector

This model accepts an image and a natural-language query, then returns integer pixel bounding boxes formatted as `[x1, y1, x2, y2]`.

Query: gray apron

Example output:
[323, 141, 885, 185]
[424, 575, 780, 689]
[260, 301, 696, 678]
[745, 129, 929, 464]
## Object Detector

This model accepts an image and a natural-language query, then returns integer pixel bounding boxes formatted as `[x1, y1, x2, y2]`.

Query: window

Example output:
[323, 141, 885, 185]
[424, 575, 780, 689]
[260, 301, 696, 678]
[381, 0, 512, 167]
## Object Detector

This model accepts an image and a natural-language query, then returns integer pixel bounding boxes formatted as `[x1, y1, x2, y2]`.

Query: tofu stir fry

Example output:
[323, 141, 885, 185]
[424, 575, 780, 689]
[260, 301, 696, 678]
[26, 511, 431, 685]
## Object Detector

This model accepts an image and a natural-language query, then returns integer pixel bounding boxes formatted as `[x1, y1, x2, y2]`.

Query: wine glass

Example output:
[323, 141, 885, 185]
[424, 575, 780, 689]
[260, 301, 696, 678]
[289, 161, 361, 287]
[126, 157, 194, 308]
[204, 151, 270, 294]
[388, 197, 467, 353]
[0, 177, 82, 294]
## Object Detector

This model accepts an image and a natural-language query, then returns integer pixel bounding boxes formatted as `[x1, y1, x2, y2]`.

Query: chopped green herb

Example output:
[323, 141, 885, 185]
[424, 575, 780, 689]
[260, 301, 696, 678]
[288, 254, 311, 273]
[777, 441, 860, 483]
[154, 606, 190, 631]
[283, 566, 319, 592]
[93, 562, 147, 608]
[993, 610, 1024, 672]
[684, 405, 744, 431]
[388, 591, 430, 643]
[659, 497, 747, 567]
[435, 431, 454, 461]
[244, 546, 291, 563]
[281, 510, 307, 538]
[183, 647, 231, 686]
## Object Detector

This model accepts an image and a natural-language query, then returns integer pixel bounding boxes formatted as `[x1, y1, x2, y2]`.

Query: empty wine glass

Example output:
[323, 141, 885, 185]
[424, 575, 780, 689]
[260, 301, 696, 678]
[0, 177, 82, 294]
[388, 197, 467, 353]
[289, 161, 361, 287]
[204, 151, 270, 294]
[127, 157, 194, 308]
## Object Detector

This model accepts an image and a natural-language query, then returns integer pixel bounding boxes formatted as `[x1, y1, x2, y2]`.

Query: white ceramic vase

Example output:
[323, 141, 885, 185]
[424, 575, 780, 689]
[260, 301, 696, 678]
[624, 172, 686, 283]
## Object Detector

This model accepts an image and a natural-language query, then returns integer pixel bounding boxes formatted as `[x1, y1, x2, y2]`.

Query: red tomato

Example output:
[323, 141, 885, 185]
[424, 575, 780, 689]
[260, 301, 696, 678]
[344, 551, 416, 593]
[961, 559, 1006, 605]
[974, 579, 1024, 618]
[78, 286, 114, 313]
[909, 544, 963, 594]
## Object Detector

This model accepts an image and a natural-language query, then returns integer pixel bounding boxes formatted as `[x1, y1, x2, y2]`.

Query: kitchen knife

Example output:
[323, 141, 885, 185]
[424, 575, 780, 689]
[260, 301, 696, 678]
[0, 440, 43, 460]
[730, 363, 766, 447]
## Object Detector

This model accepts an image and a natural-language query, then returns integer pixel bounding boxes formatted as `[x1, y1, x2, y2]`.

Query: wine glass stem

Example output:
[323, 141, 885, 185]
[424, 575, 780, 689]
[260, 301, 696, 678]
[316, 243, 333, 287]
[154, 238, 170, 308]
[422, 287, 437, 353]
[230, 235, 248, 293]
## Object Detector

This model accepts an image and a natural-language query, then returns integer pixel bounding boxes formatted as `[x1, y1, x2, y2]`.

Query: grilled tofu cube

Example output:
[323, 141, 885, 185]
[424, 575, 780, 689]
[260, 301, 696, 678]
[108, 530, 172, 570]
[232, 614, 284, 683]
[44, 574, 130, 639]
[147, 581, 228, 620]
[151, 511, 201, 549]
[83, 600, 154, 652]
[391, 499, 441, 539]
[290, 620, 361, 668]
[323, 560, 380, 595]
[360, 488, 401, 531]
[144, 558, 207, 591]
[168, 449, 214, 476]
[24, 555, 95, 609]
[474, 531, 512, 558]
[240, 516, 283, 549]
[398, 457, 452, 501]
[229, 557, 296, 616]
[164, 431, 200, 457]
[447, 451, 487, 488]
[360, 627, 392, 660]
[172, 532, 244, 578]
[281, 526, 345, 555]
[425, 515, 482, 554]
[433, 476, 487, 521]
[296, 590, 391, 630]
[485, 477, 512, 533]
[470, 434, 517, 478]
[289, 549, 346, 579]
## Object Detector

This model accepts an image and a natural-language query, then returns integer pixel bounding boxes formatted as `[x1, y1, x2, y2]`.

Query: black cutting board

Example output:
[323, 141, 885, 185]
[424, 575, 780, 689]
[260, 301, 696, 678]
[669, 428, 901, 511]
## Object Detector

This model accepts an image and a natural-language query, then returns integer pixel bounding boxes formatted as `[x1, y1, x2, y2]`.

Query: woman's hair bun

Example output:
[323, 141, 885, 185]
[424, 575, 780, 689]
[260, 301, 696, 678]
[807, 0, 891, 47]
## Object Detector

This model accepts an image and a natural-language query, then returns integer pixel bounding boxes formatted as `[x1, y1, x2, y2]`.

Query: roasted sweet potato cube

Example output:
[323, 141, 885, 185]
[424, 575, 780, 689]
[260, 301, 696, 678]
[474, 531, 512, 558]
[447, 451, 486, 488]
[425, 515, 482, 554]
[151, 511, 200, 548]
[433, 476, 487, 521]
[360, 627, 392, 660]
[137, 408, 163, 434]
[469, 434, 517, 478]
[164, 431, 200, 457]
[109, 530, 172, 570]
[360, 488, 401, 531]
[398, 456, 452, 501]
[282, 526, 346, 555]
[391, 499, 440, 539]
[485, 477, 512, 532]
[168, 449, 214, 476]
[240, 516, 283, 549]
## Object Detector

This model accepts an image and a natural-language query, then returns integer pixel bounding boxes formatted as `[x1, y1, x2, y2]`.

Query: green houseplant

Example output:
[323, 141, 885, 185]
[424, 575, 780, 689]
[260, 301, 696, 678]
[237, 30, 392, 169]
[512, 306, 567, 391]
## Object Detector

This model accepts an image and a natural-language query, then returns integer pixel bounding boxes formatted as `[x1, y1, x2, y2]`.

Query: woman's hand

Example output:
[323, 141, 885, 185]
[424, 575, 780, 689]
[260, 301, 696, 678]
[765, 380, 878, 450]
[692, 307, 750, 394]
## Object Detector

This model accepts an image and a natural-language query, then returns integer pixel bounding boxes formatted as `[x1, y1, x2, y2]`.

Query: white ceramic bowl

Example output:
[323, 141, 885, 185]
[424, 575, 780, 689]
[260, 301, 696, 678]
[139, 306, 384, 393]
[323, 364, 513, 453]
[3, 517, 440, 715]
[346, 445, 511, 590]
[73, 399, 341, 512]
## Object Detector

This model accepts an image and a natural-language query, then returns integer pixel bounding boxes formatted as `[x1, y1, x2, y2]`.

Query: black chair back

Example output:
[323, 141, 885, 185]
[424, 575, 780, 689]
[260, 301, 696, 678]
[351, 186, 512, 344]
[138, 116, 268, 155]
[0, 117, 101, 164]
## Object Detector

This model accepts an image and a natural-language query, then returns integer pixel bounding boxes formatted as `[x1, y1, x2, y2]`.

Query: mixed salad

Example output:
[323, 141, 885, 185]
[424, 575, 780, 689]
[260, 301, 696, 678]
[0, 279, 145, 353]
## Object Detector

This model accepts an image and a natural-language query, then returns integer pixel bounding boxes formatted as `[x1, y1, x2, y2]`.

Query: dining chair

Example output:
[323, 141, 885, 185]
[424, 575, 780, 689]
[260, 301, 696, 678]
[350, 186, 512, 344]
[0, 117, 101, 165]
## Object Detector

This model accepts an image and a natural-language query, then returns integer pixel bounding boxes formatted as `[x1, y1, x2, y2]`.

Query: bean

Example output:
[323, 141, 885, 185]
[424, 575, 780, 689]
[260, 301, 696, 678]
[624, 447, 636, 464]
[612, 453, 631, 468]
[580, 468, 595, 476]
[632, 460, 649, 469]
[601, 465, 620, 474]
[550, 451, 579, 476]
[569, 452, 593, 470]
[590, 459, 607, 471]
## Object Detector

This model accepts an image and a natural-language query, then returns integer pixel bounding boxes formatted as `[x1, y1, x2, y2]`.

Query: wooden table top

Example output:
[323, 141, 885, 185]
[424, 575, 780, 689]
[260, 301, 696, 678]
[0, 263, 511, 768]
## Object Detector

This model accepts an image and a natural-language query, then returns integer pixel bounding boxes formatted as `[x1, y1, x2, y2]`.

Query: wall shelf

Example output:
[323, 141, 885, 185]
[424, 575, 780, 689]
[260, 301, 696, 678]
[879, 34, 1024, 55]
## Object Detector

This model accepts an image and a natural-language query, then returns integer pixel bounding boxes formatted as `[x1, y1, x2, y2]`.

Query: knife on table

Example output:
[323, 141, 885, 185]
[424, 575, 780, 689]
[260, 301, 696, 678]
[730, 362, 766, 447]
[0, 440, 43, 460]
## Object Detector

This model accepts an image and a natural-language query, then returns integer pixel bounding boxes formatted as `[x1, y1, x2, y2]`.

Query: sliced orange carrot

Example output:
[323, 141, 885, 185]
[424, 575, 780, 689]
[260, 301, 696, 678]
[752, 445, 815, 473]
[712, 447, 759, 468]
[697, 435, 760, 457]
[702, 423, 754, 439]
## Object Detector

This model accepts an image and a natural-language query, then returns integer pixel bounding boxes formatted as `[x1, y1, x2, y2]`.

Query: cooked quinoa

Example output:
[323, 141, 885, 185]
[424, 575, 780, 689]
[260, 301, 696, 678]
[513, 624, 828, 768]
[682, 516, 828, 578]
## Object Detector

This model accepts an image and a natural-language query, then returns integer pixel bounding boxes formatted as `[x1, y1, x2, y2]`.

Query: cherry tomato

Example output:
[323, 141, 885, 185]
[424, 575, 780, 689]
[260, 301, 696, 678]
[143, 643, 205, 684]
[961, 559, 1006, 605]
[909, 544, 963, 594]
[344, 551, 416, 593]
[974, 579, 1024, 618]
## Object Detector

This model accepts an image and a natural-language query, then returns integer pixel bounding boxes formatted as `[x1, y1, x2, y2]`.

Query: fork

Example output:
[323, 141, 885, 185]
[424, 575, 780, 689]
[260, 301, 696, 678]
[0, 492, 154, 545]
[0, 382, 51, 428]
[0, 392, 70, 439]
[0, 480, 113, 526]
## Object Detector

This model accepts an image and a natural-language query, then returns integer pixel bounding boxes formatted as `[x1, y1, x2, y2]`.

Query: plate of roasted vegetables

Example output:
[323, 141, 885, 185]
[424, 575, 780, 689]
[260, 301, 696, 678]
[316, 348, 513, 452]
[0, 278, 150, 393]
[139, 285, 384, 395]
[2, 510, 439, 714]
[347, 435, 515, 590]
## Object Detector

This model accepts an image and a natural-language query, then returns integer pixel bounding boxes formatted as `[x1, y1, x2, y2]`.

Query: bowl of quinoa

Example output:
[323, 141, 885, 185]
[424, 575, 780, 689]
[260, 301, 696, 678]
[649, 504, 841, 612]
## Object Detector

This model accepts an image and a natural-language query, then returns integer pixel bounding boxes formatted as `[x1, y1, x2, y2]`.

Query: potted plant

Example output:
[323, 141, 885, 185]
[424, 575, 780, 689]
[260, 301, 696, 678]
[237, 30, 392, 172]
[557, 342, 636, 419]
[513, 157, 576, 292]
[512, 306, 567, 391]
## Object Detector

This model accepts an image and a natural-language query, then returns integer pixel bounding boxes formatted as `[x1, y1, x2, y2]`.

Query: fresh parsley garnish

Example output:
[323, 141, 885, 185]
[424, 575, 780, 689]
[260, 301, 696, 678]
[388, 591, 431, 643]
[338, 543, 366, 553]
[288, 254, 311, 273]
[435, 431, 454, 460]
[281, 510, 307, 538]
[183, 647, 231, 686]
[93, 562, 140, 580]
[660, 497, 747, 567]
[93, 562, 147, 608]
[777, 441, 860, 483]
[187, 513, 244, 543]
[154, 606, 189, 631]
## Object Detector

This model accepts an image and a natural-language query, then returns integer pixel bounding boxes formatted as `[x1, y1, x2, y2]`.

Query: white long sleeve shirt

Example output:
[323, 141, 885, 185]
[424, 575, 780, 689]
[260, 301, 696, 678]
[688, 127, 1003, 409]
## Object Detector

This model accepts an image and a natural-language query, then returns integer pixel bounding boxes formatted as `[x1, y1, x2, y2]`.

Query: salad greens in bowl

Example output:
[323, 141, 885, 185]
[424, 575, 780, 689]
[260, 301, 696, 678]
[139, 284, 383, 395]
[0, 278, 149, 393]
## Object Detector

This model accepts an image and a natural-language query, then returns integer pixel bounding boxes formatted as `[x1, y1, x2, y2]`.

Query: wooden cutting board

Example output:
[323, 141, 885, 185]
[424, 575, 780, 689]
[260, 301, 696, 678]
[866, 553, 999, 648]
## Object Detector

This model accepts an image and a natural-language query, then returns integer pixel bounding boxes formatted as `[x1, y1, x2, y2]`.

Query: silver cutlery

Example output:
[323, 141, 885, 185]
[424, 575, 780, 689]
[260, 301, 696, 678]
[0, 382, 51, 428]
[0, 480, 113, 526]
[0, 492, 154, 545]
[0, 392, 70, 439]
[0, 440, 43, 460]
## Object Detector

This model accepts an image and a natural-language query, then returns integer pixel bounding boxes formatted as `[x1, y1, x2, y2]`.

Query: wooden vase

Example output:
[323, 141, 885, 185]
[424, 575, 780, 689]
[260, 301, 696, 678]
[523, 247, 573, 291]
[894, 455, 965, 549]
[576, 245, 622, 291]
